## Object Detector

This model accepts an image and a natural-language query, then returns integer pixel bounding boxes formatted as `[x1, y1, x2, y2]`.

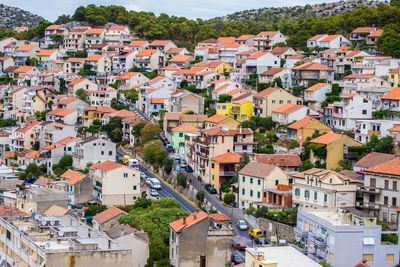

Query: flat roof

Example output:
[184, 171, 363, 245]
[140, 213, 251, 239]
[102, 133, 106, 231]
[246, 246, 320, 267]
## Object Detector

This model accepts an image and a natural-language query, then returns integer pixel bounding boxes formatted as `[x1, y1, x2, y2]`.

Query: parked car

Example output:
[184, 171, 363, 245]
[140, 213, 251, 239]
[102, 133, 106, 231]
[166, 144, 173, 153]
[204, 184, 217, 194]
[231, 253, 245, 264]
[231, 235, 249, 251]
[140, 172, 147, 179]
[237, 220, 248, 231]
[149, 189, 159, 197]
[180, 159, 187, 168]
[249, 228, 264, 239]
[185, 165, 193, 172]
[173, 153, 180, 160]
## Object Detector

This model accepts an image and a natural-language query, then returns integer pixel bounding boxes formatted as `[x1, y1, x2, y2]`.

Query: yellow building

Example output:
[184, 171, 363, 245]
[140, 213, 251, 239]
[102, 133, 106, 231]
[253, 87, 302, 117]
[197, 61, 233, 75]
[310, 132, 362, 170]
[390, 68, 399, 87]
[205, 114, 240, 129]
[210, 152, 241, 192]
[83, 106, 116, 127]
[216, 93, 253, 122]
[287, 116, 331, 142]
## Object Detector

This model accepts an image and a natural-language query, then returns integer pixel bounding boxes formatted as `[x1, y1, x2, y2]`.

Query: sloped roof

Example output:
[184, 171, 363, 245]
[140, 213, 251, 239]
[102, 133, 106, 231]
[310, 132, 343, 145]
[382, 87, 400, 100]
[260, 67, 283, 77]
[93, 207, 127, 224]
[272, 104, 305, 114]
[47, 108, 75, 117]
[254, 87, 280, 98]
[293, 62, 333, 71]
[169, 211, 208, 233]
[239, 162, 279, 178]
[255, 154, 301, 167]
[354, 152, 396, 168]
[305, 83, 329, 92]
[61, 169, 86, 185]
[206, 114, 230, 123]
[171, 124, 199, 132]
[365, 158, 400, 176]
[211, 152, 241, 163]
[43, 205, 69, 216]
[90, 160, 123, 172]
[287, 116, 316, 129]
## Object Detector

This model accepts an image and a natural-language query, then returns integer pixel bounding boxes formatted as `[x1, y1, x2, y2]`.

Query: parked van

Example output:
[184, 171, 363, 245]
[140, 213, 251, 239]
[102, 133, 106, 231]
[148, 178, 161, 190]
[128, 159, 139, 169]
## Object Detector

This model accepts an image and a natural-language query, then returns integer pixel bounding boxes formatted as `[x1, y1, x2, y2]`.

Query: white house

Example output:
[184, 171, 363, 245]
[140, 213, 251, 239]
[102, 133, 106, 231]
[46, 108, 78, 126]
[116, 71, 150, 90]
[253, 31, 287, 51]
[271, 104, 310, 125]
[134, 49, 161, 71]
[307, 34, 350, 49]
[354, 119, 396, 144]
[242, 51, 280, 75]
[304, 83, 332, 109]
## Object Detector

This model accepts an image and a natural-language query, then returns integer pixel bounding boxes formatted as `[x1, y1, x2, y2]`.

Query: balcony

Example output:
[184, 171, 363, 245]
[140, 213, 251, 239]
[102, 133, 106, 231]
[219, 171, 236, 176]
[368, 130, 381, 136]
[294, 227, 308, 238]
[230, 107, 240, 114]
[360, 186, 381, 194]
[357, 201, 380, 210]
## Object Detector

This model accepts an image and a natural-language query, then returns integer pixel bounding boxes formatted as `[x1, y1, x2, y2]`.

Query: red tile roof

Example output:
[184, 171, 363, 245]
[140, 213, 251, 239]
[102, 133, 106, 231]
[293, 62, 333, 71]
[272, 104, 305, 114]
[169, 211, 208, 233]
[61, 169, 86, 185]
[206, 114, 230, 123]
[255, 154, 301, 167]
[253, 87, 280, 98]
[310, 132, 343, 145]
[354, 152, 396, 168]
[382, 87, 400, 100]
[90, 160, 123, 172]
[287, 116, 316, 129]
[305, 83, 329, 92]
[260, 67, 283, 76]
[171, 124, 199, 132]
[93, 207, 127, 224]
[211, 152, 241, 163]
[367, 29, 383, 37]
[365, 158, 400, 176]
[117, 72, 141, 80]
[239, 162, 279, 178]
[47, 108, 75, 117]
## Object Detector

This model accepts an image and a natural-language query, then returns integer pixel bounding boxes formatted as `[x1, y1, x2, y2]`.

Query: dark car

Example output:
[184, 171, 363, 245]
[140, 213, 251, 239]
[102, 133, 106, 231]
[231, 253, 245, 264]
[231, 235, 249, 251]
[185, 165, 193, 173]
[204, 184, 217, 194]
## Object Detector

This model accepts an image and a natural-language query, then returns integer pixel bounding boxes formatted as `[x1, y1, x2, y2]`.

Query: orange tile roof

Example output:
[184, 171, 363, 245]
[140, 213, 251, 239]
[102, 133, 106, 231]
[169, 55, 192, 63]
[117, 72, 140, 80]
[365, 158, 400, 176]
[293, 62, 333, 71]
[85, 28, 105, 34]
[109, 109, 137, 118]
[58, 97, 79, 105]
[352, 27, 375, 33]
[354, 152, 396, 168]
[214, 83, 232, 93]
[320, 35, 340, 42]
[46, 24, 63, 30]
[47, 108, 75, 117]
[247, 51, 267, 59]
[253, 87, 280, 98]
[86, 54, 103, 61]
[209, 213, 231, 222]
[310, 132, 343, 145]
[382, 87, 400, 100]
[56, 136, 77, 145]
[108, 25, 127, 31]
[16, 44, 36, 51]
[260, 67, 283, 76]
[256, 31, 278, 37]
[149, 40, 171, 46]
[227, 88, 241, 96]
[206, 114, 230, 123]
[287, 116, 316, 129]
[211, 152, 241, 163]
[13, 66, 34, 73]
[15, 121, 39, 133]
[61, 169, 86, 185]
[68, 77, 86, 85]
[169, 211, 208, 233]
[308, 34, 327, 41]
[341, 92, 357, 98]
[171, 124, 199, 132]
[217, 37, 236, 44]
[272, 104, 305, 114]
[166, 47, 184, 54]
[150, 98, 166, 104]
[37, 49, 57, 57]
[86, 106, 116, 113]
[128, 40, 147, 47]
[255, 154, 301, 167]
[345, 74, 375, 79]
[389, 125, 400, 132]
[305, 83, 328, 92]
[90, 160, 123, 172]
[367, 29, 383, 37]
[137, 49, 157, 57]
[236, 34, 254, 41]
[93, 207, 127, 224]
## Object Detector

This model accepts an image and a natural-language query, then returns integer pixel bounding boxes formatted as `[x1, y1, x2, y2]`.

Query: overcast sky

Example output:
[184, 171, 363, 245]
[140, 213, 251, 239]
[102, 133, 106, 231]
[4, 0, 342, 21]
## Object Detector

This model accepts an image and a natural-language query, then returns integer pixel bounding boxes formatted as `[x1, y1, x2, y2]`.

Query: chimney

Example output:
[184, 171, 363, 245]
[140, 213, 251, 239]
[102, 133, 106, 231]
[182, 217, 186, 225]
[193, 213, 197, 219]
[239, 126, 242, 134]
[176, 213, 180, 220]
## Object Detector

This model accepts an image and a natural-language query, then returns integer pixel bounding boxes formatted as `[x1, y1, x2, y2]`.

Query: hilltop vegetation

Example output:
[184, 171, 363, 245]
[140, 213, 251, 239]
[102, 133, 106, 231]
[0, 4, 44, 28]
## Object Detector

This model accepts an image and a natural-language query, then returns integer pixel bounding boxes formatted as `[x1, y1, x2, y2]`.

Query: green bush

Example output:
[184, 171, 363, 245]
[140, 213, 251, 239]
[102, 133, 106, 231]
[223, 192, 235, 205]
[196, 191, 205, 202]
[177, 173, 188, 188]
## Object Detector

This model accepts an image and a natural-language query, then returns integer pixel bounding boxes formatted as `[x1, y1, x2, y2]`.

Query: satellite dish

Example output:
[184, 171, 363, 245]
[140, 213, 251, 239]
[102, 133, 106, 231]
[50, 220, 55, 226]
[41, 220, 46, 226]
[58, 230, 64, 237]
[45, 242, 51, 248]
[34, 214, 40, 220]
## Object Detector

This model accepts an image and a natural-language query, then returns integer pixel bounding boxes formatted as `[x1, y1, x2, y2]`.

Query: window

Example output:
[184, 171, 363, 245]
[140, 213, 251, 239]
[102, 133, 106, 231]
[123, 173, 128, 178]
[250, 178, 253, 184]
[101, 151, 104, 155]
[305, 190, 310, 199]
[242, 188, 245, 195]
[385, 180, 389, 189]
[275, 180, 279, 186]
[384, 196, 388, 205]
[6, 230, 11, 240]
[133, 185, 137, 191]
[242, 145, 247, 150]
[314, 192, 318, 200]
[386, 254, 394, 264]
[279, 100, 283, 104]
[250, 190, 253, 197]
[242, 176, 245, 183]
[179, 133, 183, 137]
[211, 163, 215, 168]
[362, 110, 367, 115]
[257, 192, 261, 199]
[258, 179, 261, 185]
[108, 151, 112, 156]
[272, 100, 276, 104]
[324, 194, 328, 203]
[393, 181, 397, 191]
[392, 197, 397, 207]
[362, 254, 373, 263]
[295, 188, 300, 196]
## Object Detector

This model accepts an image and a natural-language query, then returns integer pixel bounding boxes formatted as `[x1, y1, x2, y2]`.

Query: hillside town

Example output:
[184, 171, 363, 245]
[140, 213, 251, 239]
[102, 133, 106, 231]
[0, 2, 400, 267]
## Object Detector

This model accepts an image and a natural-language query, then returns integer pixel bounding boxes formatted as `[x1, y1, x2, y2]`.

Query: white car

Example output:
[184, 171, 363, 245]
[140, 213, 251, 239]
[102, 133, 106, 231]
[140, 172, 147, 179]
[150, 189, 159, 197]
[173, 153, 180, 160]
[237, 220, 248, 231]
[180, 159, 187, 168]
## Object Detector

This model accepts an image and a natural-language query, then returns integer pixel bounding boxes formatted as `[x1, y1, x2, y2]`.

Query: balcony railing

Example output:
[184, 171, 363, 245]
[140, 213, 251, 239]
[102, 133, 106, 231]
[360, 186, 381, 194]
[219, 171, 236, 176]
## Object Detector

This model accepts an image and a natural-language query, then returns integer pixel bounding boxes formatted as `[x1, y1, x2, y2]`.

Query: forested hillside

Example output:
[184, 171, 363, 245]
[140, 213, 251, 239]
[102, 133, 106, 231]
[1, 1, 400, 56]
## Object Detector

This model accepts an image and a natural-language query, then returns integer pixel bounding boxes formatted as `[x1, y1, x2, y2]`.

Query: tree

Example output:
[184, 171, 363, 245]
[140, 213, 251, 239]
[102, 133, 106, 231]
[49, 34, 64, 46]
[84, 205, 107, 217]
[163, 158, 173, 175]
[132, 122, 146, 140]
[223, 192, 235, 205]
[125, 89, 139, 103]
[288, 140, 300, 149]
[377, 26, 400, 57]
[144, 140, 168, 169]
[239, 153, 250, 169]
[102, 117, 123, 143]
[33, 141, 40, 151]
[339, 159, 353, 170]
[52, 155, 73, 176]
[140, 123, 161, 144]
[75, 88, 88, 102]
[299, 160, 314, 172]
[367, 135, 394, 154]
[196, 191, 205, 202]
[218, 94, 232, 103]
[133, 196, 152, 209]
[177, 173, 188, 188]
